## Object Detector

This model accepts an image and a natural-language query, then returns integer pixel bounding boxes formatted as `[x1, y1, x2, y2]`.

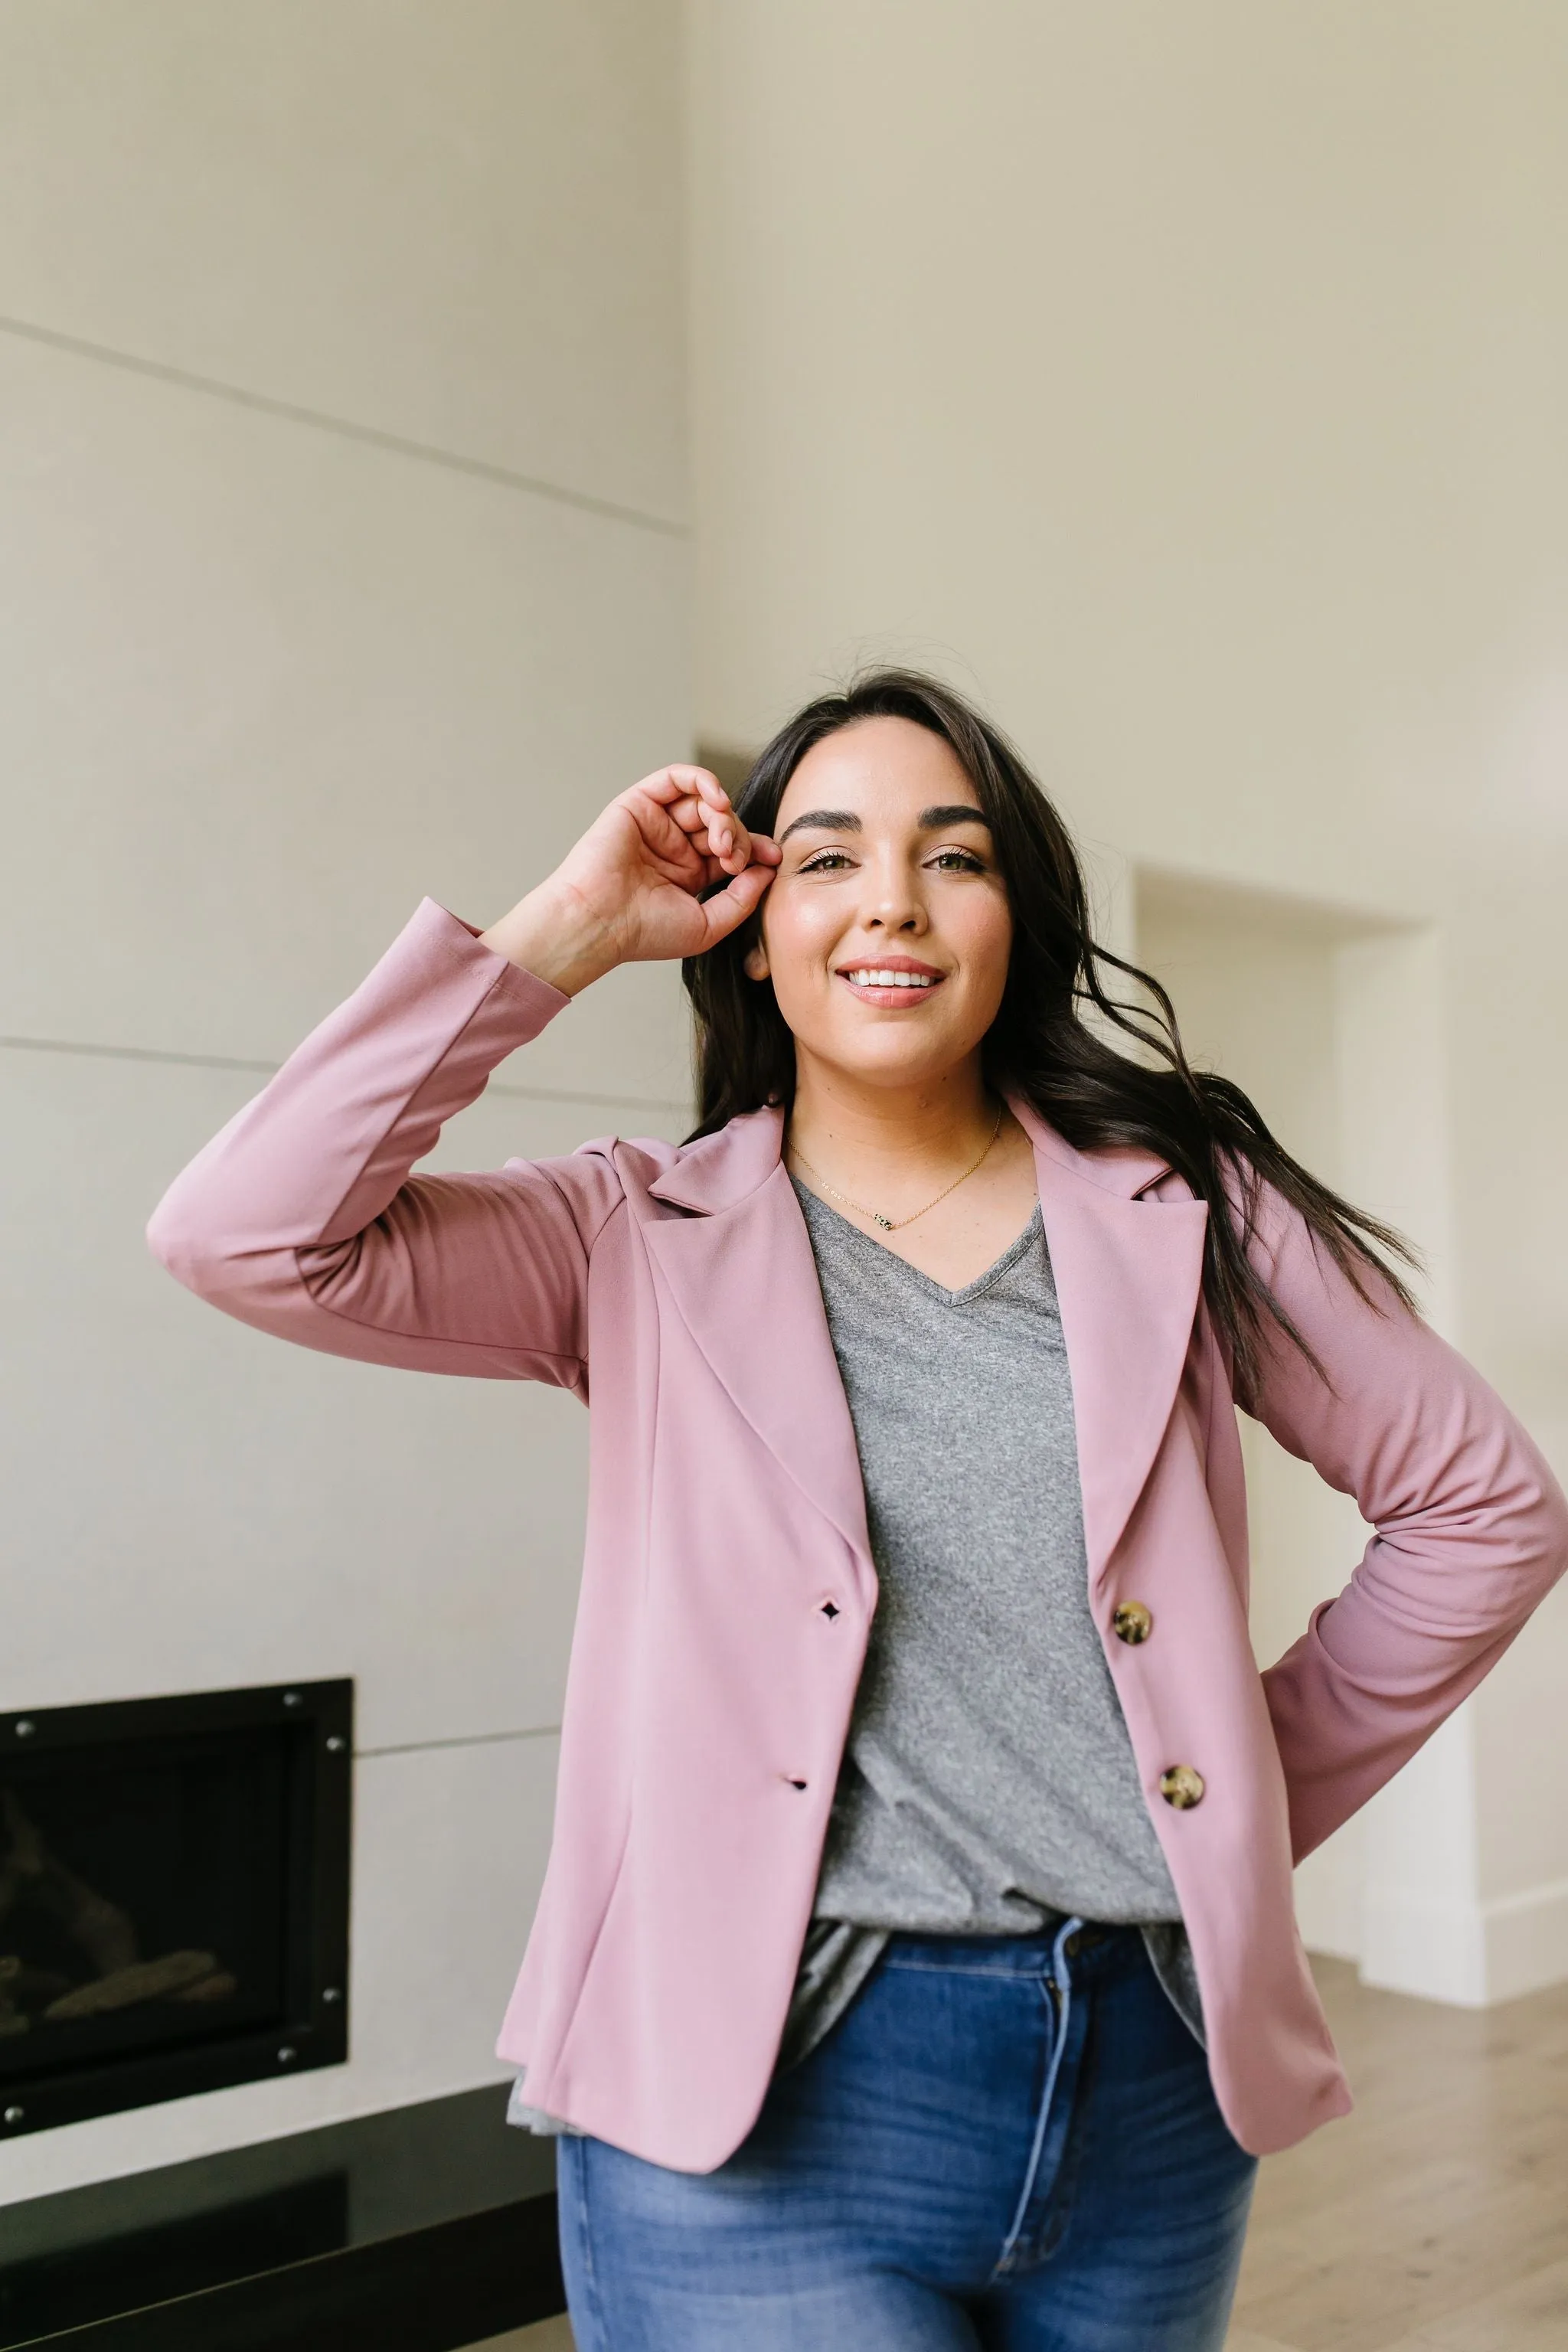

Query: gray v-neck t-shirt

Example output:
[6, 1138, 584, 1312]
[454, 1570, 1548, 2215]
[782, 1181, 1200, 2065]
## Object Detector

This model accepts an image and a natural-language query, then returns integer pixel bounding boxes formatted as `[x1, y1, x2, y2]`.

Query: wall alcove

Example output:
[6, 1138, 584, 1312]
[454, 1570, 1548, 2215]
[1132, 866, 1459, 1978]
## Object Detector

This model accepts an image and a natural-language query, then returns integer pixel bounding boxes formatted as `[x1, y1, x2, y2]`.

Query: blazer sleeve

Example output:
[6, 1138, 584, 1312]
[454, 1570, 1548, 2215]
[145, 898, 625, 1393]
[1245, 1181, 1568, 1862]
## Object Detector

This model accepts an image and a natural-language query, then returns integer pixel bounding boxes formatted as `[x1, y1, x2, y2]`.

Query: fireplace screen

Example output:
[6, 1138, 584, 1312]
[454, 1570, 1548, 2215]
[0, 1681, 351, 2136]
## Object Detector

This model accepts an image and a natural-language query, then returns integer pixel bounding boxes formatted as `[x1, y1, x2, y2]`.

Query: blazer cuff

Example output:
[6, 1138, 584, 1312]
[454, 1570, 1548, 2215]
[412, 896, 573, 1035]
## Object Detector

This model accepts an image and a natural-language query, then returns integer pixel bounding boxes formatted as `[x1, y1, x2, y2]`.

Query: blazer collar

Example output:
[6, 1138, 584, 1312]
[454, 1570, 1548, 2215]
[648, 1098, 1178, 1215]
[1007, 1095, 1174, 1203]
[647, 1105, 786, 1214]
[644, 1095, 1207, 1588]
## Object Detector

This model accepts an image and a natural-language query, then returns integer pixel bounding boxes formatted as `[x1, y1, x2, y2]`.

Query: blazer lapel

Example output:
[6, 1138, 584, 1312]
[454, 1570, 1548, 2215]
[1011, 1099, 1209, 1589]
[641, 1112, 873, 1570]
[639, 1098, 1206, 1596]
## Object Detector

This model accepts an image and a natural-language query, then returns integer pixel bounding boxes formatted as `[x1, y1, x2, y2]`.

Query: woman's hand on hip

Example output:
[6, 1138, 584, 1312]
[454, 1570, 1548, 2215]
[479, 766, 780, 995]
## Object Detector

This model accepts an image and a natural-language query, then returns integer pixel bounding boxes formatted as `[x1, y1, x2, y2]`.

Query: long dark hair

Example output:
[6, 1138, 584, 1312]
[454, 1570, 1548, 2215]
[682, 668, 1416, 1395]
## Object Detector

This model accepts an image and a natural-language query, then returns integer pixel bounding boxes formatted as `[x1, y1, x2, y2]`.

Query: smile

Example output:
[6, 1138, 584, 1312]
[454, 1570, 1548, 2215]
[836, 964, 946, 1004]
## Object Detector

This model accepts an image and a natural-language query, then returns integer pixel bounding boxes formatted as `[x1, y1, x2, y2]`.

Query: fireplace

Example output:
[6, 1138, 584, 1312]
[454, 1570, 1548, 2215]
[0, 1681, 351, 2138]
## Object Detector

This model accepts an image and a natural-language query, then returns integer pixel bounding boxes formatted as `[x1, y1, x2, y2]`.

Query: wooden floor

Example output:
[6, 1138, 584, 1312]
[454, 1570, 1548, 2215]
[475, 1958, 1568, 2350]
[1228, 1957, 1568, 2351]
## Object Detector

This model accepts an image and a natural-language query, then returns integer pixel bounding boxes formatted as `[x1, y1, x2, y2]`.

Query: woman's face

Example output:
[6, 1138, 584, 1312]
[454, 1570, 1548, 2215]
[746, 716, 1014, 1093]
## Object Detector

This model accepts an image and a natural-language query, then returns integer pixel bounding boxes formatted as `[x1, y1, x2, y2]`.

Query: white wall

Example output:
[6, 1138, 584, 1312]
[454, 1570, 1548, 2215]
[685, 1, 1568, 2003]
[0, 2, 689, 2200]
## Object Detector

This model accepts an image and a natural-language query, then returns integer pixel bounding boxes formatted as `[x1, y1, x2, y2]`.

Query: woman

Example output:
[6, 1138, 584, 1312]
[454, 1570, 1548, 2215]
[149, 671, 1566, 2350]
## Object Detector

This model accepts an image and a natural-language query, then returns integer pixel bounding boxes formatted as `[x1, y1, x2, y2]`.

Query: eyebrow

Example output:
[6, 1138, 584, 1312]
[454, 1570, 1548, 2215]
[776, 807, 860, 844]
[919, 803, 992, 832]
[776, 802, 991, 845]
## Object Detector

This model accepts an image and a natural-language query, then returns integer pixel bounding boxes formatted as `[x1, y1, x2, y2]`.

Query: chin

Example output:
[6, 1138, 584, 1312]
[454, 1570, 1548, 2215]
[825, 1034, 967, 1087]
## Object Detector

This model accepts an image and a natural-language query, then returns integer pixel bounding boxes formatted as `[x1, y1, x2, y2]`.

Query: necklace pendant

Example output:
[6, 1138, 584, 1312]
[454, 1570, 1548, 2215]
[874, 1213, 893, 1230]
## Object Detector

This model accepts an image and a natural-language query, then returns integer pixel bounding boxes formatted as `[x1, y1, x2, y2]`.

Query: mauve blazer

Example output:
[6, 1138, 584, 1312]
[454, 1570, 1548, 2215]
[148, 900, 1568, 2167]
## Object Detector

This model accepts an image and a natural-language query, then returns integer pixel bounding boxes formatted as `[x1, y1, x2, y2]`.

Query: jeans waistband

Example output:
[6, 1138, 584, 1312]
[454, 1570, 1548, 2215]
[879, 1919, 1148, 1983]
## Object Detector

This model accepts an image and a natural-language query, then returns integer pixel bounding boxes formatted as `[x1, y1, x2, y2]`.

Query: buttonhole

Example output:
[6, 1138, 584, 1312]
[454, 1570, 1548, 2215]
[785, 1777, 808, 1791]
[819, 1601, 840, 1619]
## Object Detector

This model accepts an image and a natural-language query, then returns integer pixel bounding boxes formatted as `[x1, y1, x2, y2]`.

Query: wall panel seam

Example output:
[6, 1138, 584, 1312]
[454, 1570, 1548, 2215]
[358, 1725, 561, 1759]
[0, 310, 688, 539]
[0, 1034, 688, 1118]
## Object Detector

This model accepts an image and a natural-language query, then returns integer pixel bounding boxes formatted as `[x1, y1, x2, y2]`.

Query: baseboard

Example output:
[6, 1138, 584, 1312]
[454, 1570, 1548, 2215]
[1359, 1886, 1488, 2004]
[1481, 1875, 1568, 2003]
[1359, 1875, 1568, 2007]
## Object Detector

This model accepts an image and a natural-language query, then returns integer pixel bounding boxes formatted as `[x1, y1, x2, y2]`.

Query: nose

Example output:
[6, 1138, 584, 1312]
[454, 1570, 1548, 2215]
[857, 841, 926, 936]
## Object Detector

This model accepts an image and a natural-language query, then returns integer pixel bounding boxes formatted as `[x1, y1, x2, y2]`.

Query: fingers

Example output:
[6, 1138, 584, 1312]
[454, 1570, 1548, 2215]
[628, 766, 781, 880]
[696, 859, 776, 948]
[667, 771, 746, 871]
[635, 763, 729, 811]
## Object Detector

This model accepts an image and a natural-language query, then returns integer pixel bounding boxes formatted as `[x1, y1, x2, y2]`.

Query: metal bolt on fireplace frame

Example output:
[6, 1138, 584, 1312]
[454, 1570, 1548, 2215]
[0, 1681, 352, 2136]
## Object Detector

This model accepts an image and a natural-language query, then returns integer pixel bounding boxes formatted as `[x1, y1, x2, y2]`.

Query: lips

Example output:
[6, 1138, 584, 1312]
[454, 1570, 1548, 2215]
[835, 960, 946, 1005]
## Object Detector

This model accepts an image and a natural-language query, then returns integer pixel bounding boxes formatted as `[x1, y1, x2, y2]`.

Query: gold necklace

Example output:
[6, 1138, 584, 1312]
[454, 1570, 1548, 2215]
[789, 1104, 1005, 1233]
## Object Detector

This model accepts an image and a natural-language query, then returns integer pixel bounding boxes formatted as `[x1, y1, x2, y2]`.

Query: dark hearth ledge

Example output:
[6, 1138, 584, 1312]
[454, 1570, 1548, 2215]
[0, 2086, 564, 2350]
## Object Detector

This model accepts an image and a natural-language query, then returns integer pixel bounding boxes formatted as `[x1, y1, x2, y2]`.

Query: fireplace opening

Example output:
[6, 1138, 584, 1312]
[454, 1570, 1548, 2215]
[0, 1681, 351, 2136]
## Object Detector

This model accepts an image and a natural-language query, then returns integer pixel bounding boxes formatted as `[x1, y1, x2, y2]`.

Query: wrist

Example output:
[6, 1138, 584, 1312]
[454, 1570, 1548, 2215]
[478, 880, 618, 997]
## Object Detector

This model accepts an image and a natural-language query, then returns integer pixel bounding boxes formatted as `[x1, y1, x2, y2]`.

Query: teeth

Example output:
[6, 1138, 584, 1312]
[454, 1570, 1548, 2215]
[849, 969, 934, 988]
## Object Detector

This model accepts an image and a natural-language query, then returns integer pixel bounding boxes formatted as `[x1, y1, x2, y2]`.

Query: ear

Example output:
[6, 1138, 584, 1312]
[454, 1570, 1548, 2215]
[743, 936, 771, 982]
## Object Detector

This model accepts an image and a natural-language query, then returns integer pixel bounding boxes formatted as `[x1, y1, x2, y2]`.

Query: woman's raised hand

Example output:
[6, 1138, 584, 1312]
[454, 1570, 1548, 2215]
[479, 766, 781, 995]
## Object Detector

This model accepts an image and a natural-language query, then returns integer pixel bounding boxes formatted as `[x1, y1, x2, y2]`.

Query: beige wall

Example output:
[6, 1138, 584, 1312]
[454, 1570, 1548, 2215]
[0, 2, 688, 2200]
[685, 1, 1568, 2001]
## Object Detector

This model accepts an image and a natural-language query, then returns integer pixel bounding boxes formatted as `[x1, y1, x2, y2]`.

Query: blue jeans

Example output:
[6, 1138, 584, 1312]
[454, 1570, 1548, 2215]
[557, 1919, 1258, 2350]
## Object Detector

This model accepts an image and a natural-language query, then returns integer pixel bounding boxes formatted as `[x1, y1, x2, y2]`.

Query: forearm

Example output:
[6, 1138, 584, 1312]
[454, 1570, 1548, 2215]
[479, 877, 621, 997]
[1264, 1572, 1543, 1863]
[1246, 1181, 1568, 1857]
[148, 899, 566, 1294]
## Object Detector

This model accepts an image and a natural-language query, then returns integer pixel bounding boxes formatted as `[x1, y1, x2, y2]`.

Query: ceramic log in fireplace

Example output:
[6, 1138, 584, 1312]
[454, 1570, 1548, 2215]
[0, 1681, 351, 2137]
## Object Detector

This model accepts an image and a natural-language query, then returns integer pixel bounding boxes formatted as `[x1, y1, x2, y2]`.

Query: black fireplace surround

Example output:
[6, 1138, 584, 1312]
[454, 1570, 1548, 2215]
[0, 1681, 351, 2139]
[0, 1681, 569, 2347]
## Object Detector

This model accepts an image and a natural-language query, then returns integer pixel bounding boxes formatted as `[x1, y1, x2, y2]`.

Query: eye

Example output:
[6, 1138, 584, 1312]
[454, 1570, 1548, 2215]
[799, 848, 856, 874]
[929, 847, 988, 874]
